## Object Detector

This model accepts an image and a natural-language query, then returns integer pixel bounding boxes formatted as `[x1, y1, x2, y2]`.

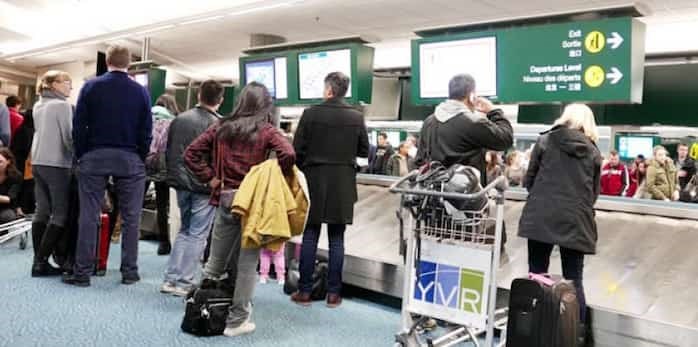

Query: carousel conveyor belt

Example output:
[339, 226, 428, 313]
[289, 176, 698, 347]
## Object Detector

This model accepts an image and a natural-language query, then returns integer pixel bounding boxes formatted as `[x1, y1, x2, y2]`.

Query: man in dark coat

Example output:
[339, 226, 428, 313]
[415, 74, 513, 185]
[291, 72, 369, 308]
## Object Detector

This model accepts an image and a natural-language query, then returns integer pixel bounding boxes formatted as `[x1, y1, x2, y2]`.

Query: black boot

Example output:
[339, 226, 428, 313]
[31, 222, 47, 260]
[32, 224, 64, 277]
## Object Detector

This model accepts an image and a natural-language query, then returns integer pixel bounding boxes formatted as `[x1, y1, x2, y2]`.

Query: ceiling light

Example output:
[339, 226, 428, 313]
[134, 24, 176, 36]
[179, 15, 225, 26]
[229, 0, 303, 16]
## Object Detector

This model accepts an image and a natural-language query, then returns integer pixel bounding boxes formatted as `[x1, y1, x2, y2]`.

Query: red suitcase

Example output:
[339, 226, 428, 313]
[95, 213, 110, 276]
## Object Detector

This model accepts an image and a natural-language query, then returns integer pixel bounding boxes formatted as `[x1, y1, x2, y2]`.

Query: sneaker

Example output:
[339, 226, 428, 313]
[223, 322, 256, 337]
[172, 286, 190, 297]
[122, 273, 141, 285]
[278, 278, 285, 286]
[62, 273, 90, 287]
[259, 276, 268, 284]
[160, 282, 176, 294]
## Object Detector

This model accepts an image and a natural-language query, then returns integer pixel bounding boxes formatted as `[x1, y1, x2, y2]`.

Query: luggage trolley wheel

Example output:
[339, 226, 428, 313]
[19, 232, 27, 250]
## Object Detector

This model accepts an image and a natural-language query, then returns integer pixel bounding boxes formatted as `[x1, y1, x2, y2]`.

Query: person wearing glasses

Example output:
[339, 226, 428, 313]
[30, 70, 75, 277]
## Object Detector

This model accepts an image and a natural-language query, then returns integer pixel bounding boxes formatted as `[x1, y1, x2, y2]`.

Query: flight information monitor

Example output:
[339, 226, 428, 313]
[244, 57, 288, 99]
[618, 135, 655, 160]
[298, 49, 352, 100]
[133, 73, 149, 88]
[419, 37, 497, 98]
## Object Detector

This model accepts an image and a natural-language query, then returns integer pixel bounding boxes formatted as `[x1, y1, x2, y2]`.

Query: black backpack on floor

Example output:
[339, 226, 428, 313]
[283, 259, 329, 300]
[181, 279, 234, 336]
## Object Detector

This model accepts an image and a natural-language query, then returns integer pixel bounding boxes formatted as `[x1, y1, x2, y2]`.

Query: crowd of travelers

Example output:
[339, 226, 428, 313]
[1, 41, 696, 345]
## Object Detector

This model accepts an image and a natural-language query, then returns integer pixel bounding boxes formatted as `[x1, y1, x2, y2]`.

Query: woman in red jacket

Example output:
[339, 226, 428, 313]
[5, 95, 24, 144]
[184, 82, 295, 337]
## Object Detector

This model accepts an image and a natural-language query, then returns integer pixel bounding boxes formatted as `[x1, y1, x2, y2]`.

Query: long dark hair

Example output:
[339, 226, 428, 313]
[218, 82, 274, 143]
[0, 148, 21, 180]
[155, 94, 181, 115]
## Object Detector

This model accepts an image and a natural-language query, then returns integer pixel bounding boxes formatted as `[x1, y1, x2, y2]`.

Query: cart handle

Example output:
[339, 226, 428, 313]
[389, 171, 508, 200]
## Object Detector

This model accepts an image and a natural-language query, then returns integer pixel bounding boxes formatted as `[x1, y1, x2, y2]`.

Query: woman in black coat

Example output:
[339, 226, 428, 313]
[518, 104, 602, 325]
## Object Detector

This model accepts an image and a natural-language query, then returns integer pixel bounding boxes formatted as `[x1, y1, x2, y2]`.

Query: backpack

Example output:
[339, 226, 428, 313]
[145, 118, 171, 176]
[181, 279, 235, 336]
[283, 259, 329, 300]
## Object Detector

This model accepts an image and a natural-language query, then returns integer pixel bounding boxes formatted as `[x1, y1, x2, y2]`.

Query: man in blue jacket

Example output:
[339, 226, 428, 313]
[63, 45, 152, 287]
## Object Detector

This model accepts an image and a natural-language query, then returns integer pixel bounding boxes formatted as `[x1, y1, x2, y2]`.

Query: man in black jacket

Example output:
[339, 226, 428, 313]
[160, 80, 223, 296]
[291, 72, 369, 308]
[677, 143, 696, 191]
[415, 74, 513, 184]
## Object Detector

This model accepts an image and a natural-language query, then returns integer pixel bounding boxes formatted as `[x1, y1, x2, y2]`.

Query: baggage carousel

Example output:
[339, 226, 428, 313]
[291, 175, 698, 347]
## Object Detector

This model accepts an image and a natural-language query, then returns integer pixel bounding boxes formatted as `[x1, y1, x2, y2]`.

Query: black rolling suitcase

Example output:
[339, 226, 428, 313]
[506, 274, 579, 347]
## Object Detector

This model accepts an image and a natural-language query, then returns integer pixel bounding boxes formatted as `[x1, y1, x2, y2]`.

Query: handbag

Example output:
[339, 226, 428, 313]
[181, 279, 235, 336]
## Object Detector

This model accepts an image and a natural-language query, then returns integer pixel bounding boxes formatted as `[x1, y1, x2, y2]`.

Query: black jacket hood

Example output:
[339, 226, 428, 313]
[545, 125, 593, 158]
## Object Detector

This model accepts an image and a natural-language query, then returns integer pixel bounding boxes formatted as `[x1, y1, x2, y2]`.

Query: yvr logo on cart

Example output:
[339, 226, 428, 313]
[414, 261, 485, 314]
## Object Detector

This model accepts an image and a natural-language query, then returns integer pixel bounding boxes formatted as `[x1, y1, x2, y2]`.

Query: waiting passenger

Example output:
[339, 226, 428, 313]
[369, 132, 393, 175]
[63, 45, 153, 287]
[504, 151, 525, 187]
[291, 72, 369, 308]
[676, 143, 696, 191]
[9, 109, 35, 215]
[627, 159, 648, 198]
[6, 95, 24, 144]
[160, 80, 224, 296]
[385, 141, 412, 177]
[485, 151, 503, 184]
[30, 70, 74, 277]
[0, 101, 10, 146]
[518, 103, 602, 327]
[0, 149, 22, 224]
[600, 150, 629, 196]
[646, 145, 679, 202]
[146, 94, 181, 255]
[415, 74, 513, 185]
[185, 82, 295, 336]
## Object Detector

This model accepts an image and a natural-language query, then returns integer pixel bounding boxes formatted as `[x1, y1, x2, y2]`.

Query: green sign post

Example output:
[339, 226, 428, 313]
[412, 17, 646, 104]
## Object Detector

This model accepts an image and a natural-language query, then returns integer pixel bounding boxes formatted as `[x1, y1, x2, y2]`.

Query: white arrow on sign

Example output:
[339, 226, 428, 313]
[608, 32, 624, 49]
[606, 67, 623, 84]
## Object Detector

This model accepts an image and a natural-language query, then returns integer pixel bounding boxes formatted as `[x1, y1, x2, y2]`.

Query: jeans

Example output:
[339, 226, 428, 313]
[73, 149, 146, 278]
[226, 247, 259, 328]
[299, 224, 346, 294]
[33, 165, 72, 227]
[527, 239, 587, 322]
[163, 190, 216, 288]
[203, 205, 242, 282]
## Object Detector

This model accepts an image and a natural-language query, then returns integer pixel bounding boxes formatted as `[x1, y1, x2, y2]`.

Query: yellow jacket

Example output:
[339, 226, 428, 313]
[232, 159, 309, 251]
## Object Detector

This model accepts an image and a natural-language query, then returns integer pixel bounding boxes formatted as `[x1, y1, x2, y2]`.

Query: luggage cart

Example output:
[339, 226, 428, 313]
[0, 216, 33, 250]
[390, 173, 507, 347]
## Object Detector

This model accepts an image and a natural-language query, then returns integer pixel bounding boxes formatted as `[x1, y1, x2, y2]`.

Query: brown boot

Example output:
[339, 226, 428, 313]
[326, 293, 342, 308]
[290, 291, 312, 306]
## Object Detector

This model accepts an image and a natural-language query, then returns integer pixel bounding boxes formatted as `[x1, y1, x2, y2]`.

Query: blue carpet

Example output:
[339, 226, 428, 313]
[0, 237, 401, 347]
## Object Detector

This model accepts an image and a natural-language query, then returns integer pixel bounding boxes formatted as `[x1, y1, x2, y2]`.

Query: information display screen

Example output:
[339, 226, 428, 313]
[298, 49, 352, 100]
[133, 73, 149, 88]
[618, 135, 655, 159]
[244, 57, 288, 99]
[419, 37, 497, 98]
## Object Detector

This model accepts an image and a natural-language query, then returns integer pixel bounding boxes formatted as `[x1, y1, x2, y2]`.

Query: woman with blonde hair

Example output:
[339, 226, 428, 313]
[518, 103, 602, 337]
[30, 70, 74, 277]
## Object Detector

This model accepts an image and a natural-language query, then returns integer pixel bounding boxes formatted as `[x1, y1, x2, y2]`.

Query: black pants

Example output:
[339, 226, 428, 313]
[155, 181, 170, 243]
[527, 239, 587, 322]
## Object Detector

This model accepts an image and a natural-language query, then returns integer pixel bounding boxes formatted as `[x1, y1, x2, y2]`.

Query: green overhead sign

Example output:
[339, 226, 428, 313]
[413, 17, 646, 104]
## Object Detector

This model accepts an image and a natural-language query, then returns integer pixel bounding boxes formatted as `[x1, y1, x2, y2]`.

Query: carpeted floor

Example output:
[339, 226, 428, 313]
[0, 237, 402, 347]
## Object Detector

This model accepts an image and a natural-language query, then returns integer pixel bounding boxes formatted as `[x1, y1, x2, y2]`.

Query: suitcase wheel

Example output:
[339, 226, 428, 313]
[19, 234, 27, 250]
